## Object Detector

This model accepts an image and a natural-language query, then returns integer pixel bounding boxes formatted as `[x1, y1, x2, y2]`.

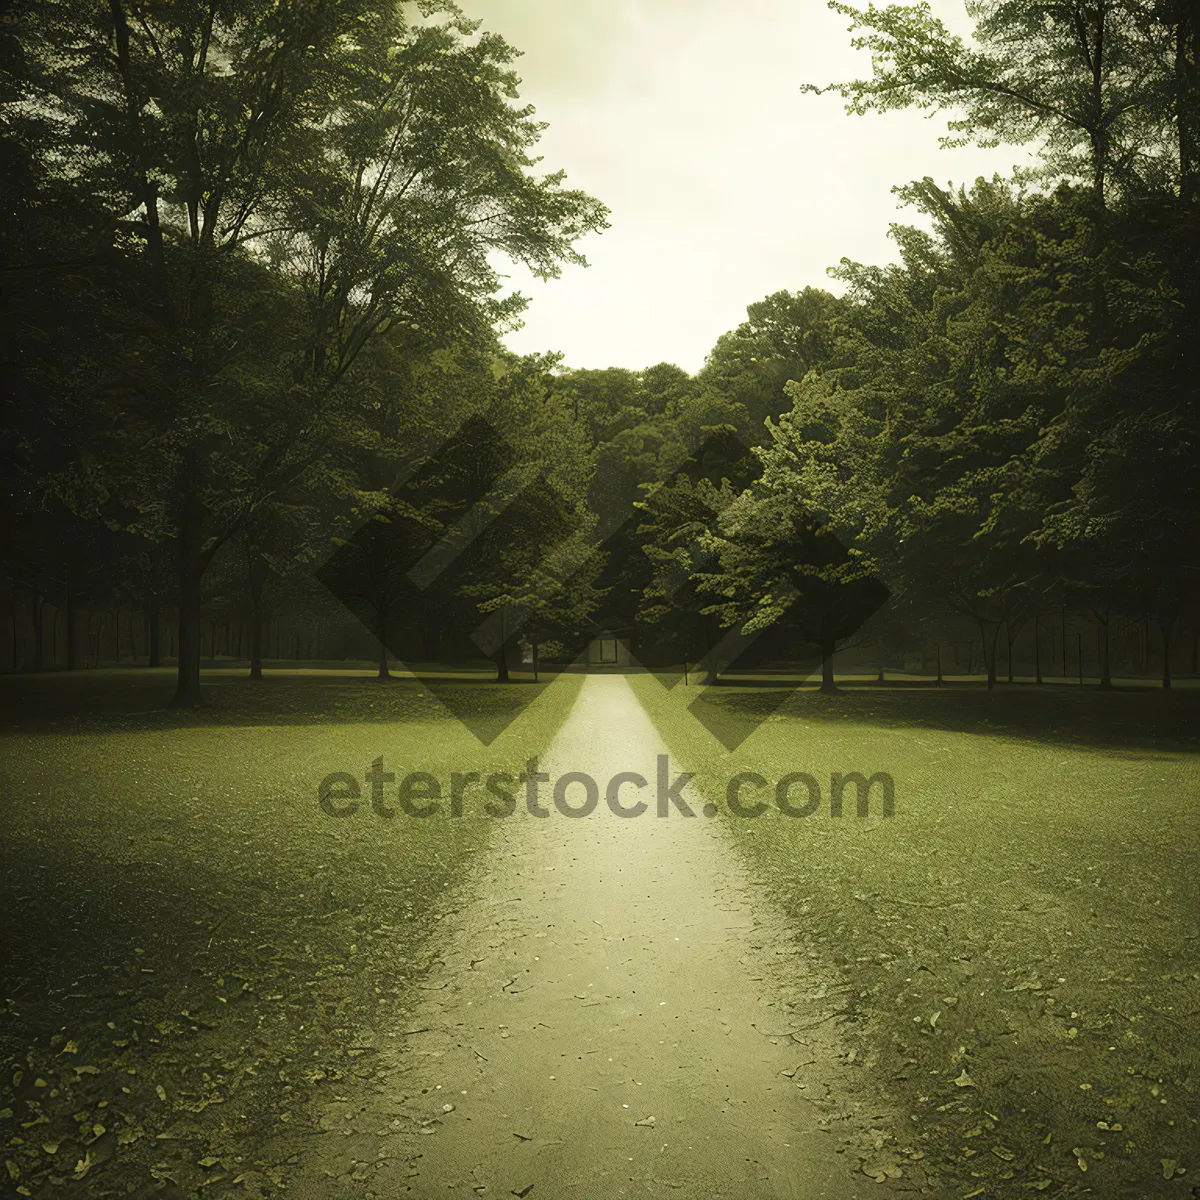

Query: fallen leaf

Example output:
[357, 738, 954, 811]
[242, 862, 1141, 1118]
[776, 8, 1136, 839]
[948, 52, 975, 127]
[861, 1157, 903, 1181]
[954, 1070, 976, 1088]
[634, 1116, 656, 1128]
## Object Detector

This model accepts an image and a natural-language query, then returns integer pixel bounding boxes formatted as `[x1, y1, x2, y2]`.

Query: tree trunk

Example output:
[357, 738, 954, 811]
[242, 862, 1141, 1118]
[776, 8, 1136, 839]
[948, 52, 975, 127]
[64, 583, 77, 670]
[1060, 605, 1068, 677]
[497, 605, 516, 683]
[1006, 620, 1022, 683]
[376, 602, 391, 680]
[124, 608, 137, 662]
[1034, 615, 1043, 684]
[819, 633, 837, 693]
[980, 621, 1000, 692]
[33, 594, 44, 670]
[244, 540, 268, 680]
[702, 620, 718, 685]
[935, 642, 943, 684]
[147, 607, 161, 668]
[172, 458, 205, 707]
[1161, 620, 1173, 690]
[876, 634, 884, 683]
[249, 604, 264, 680]
[1100, 617, 1112, 689]
[494, 605, 510, 682]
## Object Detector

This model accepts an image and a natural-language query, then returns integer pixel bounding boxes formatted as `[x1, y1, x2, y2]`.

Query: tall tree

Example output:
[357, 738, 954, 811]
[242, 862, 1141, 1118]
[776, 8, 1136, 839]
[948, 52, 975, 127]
[808, 0, 1186, 204]
[10, 0, 607, 704]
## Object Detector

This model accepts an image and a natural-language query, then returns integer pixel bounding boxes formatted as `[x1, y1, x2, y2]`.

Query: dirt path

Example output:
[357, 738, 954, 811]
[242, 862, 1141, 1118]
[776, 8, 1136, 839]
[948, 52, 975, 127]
[298, 676, 877, 1198]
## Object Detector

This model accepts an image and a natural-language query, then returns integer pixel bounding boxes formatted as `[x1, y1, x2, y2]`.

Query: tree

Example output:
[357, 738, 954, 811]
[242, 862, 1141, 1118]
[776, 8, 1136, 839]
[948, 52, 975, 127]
[637, 473, 737, 673]
[11, 0, 607, 705]
[698, 485, 889, 693]
[698, 288, 844, 427]
[807, 0, 1188, 204]
[807, 0, 1199, 691]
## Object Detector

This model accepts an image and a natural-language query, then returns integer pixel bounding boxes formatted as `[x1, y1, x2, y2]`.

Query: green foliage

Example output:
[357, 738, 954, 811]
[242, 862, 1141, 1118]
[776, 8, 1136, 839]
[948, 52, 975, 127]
[809, 0, 1195, 199]
[1, 0, 606, 696]
[698, 287, 844, 426]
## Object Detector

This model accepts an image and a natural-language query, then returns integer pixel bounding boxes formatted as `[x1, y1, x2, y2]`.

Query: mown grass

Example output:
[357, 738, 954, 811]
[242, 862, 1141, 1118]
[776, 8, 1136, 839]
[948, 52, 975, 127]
[0, 668, 583, 1199]
[631, 675, 1200, 1199]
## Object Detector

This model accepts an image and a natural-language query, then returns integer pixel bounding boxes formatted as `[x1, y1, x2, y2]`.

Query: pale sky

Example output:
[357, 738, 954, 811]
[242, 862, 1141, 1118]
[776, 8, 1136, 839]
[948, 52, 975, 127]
[461, 0, 1037, 373]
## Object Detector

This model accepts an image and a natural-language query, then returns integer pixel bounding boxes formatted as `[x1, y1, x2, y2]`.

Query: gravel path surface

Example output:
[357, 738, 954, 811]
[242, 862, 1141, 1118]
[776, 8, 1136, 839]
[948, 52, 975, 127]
[298, 675, 875, 1198]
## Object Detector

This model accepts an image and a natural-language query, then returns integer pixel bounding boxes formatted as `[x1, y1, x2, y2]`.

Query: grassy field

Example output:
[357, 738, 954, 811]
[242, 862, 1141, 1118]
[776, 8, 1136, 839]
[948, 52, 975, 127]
[0, 668, 582, 1199]
[631, 676, 1200, 1199]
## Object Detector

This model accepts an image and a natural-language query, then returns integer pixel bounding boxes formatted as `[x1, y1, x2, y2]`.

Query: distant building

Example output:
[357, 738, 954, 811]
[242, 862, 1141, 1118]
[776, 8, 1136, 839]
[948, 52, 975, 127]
[586, 630, 634, 668]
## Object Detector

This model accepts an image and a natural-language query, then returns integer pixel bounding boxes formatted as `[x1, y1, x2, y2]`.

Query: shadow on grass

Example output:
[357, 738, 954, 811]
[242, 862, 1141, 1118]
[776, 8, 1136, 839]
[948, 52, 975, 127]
[0, 668, 559, 735]
[685, 679, 1200, 754]
[0, 761, 483, 1198]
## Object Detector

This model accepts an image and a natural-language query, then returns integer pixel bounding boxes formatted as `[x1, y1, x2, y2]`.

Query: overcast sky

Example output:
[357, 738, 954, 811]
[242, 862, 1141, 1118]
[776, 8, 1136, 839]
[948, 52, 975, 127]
[460, 0, 1036, 373]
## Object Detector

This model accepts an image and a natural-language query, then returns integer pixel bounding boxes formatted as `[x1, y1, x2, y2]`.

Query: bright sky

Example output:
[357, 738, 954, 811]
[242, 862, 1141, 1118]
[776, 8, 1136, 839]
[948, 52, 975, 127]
[462, 0, 1037, 373]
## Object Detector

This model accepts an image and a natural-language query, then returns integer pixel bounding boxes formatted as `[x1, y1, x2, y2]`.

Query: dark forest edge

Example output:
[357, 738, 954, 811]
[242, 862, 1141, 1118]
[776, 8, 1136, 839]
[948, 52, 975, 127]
[2, 0, 1197, 702]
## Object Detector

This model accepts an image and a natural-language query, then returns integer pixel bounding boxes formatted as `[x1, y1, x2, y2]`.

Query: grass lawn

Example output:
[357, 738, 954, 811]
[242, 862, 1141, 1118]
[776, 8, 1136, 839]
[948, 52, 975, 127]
[631, 675, 1200, 1198]
[0, 667, 582, 1199]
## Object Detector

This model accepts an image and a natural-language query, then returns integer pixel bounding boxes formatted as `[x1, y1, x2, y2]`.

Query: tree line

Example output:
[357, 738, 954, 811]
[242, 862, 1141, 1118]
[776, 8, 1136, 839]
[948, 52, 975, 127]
[2, 0, 1197, 696]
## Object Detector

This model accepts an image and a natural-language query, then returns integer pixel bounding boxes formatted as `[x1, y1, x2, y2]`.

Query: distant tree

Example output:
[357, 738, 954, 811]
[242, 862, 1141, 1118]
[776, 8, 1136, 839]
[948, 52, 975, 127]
[698, 484, 889, 692]
[699, 288, 844, 427]
[637, 473, 736, 673]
